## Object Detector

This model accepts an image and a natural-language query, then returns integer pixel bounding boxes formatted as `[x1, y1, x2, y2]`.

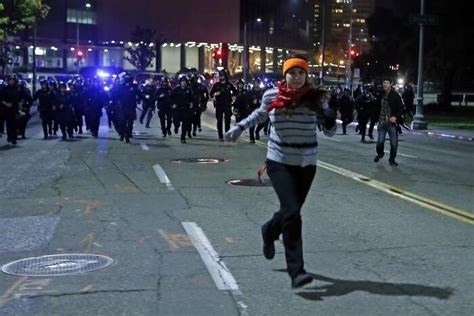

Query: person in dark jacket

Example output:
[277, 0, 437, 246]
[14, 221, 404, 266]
[115, 74, 140, 142]
[55, 82, 75, 140]
[69, 81, 85, 134]
[84, 79, 107, 138]
[171, 76, 194, 143]
[373, 78, 404, 166]
[232, 79, 248, 124]
[156, 78, 172, 137]
[139, 77, 157, 128]
[190, 74, 209, 136]
[34, 80, 56, 139]
[17, 81, 33, 139]
[209, 69, 236, 141]
[246, 79, 264, 143]
[338, 89, 354, 135]
[355, 90, 374, 143]
[0, 75, 21, 144]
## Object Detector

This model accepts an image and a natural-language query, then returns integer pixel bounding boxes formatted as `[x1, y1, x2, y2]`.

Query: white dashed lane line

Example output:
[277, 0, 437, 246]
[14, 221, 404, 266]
[152, 164, 174, 191]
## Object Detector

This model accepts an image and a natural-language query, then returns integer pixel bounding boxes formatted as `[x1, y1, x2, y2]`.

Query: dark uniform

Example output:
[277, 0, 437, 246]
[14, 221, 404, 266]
[55, 84, 76, 139]
[171, 77, 194, 143]
[355, 92, 374, 142]
[246, 83, 264, 143]
[209, 71, 236, 141]
[34, 81, 56, 139]
[190, 76, 209, 136]
[156, 79, 172, 137]
[84, 80, 107, 137]
[115, 75, 140, 142]
[338, 91, 354, 135]
[232, 79, 248, 124]
[139, 80, 157, 128]
[69, 83, 85, 134]
[17, 82, 33, 139]
[0, 76, 21, 144]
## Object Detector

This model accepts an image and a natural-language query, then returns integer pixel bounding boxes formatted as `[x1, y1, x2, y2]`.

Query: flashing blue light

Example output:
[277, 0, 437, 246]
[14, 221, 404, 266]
[97, 70, 110, 78]
[264, 78, 269, 82]
[104, 86, 111, 91]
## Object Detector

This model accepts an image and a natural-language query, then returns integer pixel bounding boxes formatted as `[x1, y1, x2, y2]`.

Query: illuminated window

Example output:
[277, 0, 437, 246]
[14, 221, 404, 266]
[67, 9, 97, 25]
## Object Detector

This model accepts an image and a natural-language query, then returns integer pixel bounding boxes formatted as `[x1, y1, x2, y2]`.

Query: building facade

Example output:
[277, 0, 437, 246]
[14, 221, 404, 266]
[12, 0, 321, 77]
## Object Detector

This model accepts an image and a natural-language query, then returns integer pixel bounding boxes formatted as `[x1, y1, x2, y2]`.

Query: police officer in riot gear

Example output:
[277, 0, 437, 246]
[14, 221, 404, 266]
[34, 80, 56, 139]
[156, 77, 172, 137]
[115, 73, 140, 142]
[0, 75, 21, 144]
[139, 77, 157, 128]
[232, 79, 248, 124]
[171, 76, 194, 143]
[246, 77, 264, 143]
[189, 74, 209, 136]
[17, 80, 33, 139]
[69, 80, 85, 134]
[210, 69, 236, 141]
[84, 78, 107, 138]
[55, 82, 76, 140]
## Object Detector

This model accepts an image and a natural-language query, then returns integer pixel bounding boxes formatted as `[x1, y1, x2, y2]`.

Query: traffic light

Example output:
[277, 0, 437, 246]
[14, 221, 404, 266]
[76, 50, 84, 62]
[212, 48, 224, 60]
[350, 47, 359, 60]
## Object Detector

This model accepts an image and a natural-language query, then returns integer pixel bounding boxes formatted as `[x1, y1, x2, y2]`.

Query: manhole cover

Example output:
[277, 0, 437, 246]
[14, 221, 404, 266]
[226, 179, 272, 187]
[1, 254, 114, 277]
[171, 158, 228, 164]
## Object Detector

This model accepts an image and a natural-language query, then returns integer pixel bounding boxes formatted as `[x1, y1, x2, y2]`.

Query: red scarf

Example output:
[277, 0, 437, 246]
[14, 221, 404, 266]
[266, 81, 311, 112]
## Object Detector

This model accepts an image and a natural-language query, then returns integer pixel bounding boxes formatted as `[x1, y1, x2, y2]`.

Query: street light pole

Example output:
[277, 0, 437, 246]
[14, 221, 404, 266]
[345, 0, 353, 88]
[319, 1, 326, 83]
[243, 22, 248, 82]
[412, 0, 428, 130]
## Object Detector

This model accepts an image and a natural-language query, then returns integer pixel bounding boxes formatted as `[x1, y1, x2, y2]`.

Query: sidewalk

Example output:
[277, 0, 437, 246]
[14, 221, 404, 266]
[409, 127, 474, 142]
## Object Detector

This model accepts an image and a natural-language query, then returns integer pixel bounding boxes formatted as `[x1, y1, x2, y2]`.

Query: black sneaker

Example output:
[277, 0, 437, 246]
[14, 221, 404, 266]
[261, 227, 275, 260]
[373, 156, 380, 163]
[389, 160, 398, 166]
[168, 130, 172, 135]
[291, 273, 314, 288]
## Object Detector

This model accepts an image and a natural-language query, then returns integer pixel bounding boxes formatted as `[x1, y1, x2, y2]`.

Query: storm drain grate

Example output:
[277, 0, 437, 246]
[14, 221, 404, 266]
[226, 179, 272, 187]
[171, 158, 228, 164]
[1, 254, 114, 277]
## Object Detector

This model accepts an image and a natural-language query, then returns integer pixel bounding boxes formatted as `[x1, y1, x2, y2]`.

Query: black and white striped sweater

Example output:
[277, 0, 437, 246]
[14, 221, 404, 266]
[236, 88, 336, 167]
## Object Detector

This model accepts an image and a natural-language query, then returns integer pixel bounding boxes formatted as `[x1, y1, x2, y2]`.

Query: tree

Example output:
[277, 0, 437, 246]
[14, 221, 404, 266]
[0, 0, 50, 39]
[0, 0, 50, 74]
[124, 26, 158, 72]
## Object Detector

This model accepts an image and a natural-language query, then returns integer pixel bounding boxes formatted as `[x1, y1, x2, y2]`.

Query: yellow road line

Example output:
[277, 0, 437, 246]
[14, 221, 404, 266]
[201, 119, 474, 225]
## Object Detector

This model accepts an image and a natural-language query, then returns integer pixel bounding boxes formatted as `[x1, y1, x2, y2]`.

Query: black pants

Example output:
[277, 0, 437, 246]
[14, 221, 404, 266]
[181, 112, 192, 141]
[40, 111, 53, 137]
[215, 107, 231, 140]
[262, 160, 316, 279]
[192, 109, 202, 134]
[17, 113, 31, 138]
[117, 118, 134, 139]
[59, 121, 74, 138]
[158, 109, 172, 135]
[4, 111, 18, 143]
[359, 115, 369, 141]
[140, 103, 154, 126]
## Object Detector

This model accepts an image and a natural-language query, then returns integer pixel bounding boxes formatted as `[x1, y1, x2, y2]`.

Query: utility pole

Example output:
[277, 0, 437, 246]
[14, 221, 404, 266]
[345, 0, 353, 88]
[412, 0, 428, 130]
[319, 0, 326, 84]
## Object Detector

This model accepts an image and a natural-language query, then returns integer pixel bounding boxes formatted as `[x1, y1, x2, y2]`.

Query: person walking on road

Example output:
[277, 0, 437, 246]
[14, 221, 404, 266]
[225, 55, 337, 288]
[210, 69, 236, 141]
[373, 78, 404, 166]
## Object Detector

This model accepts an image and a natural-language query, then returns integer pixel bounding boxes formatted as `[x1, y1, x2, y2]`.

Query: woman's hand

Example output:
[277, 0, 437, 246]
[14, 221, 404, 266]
[224, 125, 243, 142]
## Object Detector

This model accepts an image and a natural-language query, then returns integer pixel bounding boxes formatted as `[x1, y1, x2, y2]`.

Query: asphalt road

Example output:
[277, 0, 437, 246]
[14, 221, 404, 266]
[0, 108, 473, 316]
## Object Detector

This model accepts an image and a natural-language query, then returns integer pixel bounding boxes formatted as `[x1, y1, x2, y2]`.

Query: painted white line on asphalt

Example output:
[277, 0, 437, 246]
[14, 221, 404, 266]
[384, 150, 418, 159]
[141, 144, 150, 151]
[152, 164, 174, 191]
[181, 222, 240, 293]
